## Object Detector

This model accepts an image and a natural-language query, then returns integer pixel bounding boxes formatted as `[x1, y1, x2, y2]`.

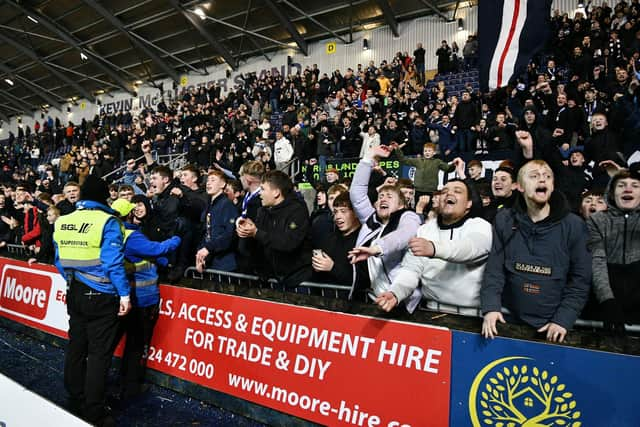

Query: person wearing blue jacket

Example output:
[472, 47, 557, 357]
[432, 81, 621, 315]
[53, 175, 131, 426]
[110, 198, 181, 399]
[427, 114, 457, 158]
[195, 170, 238, 272]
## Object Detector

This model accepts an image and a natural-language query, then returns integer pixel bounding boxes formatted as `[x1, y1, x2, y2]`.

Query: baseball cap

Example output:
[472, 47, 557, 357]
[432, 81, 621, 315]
[111, 198, 135, 217]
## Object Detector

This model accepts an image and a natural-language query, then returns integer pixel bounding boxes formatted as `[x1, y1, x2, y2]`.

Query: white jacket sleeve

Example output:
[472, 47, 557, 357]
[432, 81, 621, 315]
[432, 218, 492, 264]
[390, 250, 425, 303]
[349, 159, 376, 223]
[283, 140, 294, 162]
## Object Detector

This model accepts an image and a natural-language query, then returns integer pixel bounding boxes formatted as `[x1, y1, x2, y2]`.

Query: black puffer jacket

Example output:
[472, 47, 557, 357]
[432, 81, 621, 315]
[253, 195, 313, 288]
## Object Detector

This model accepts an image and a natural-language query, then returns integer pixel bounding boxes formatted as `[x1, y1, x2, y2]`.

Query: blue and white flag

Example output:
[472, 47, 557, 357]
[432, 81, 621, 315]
[479, 0, 553, 91]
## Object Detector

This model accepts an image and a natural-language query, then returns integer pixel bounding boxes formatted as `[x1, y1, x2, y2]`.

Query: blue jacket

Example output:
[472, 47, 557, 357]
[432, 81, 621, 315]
[199, 193, 238, 271]
[54, 200, 130, 298]
[123, 223, 181, 307]
[427, 122, 457, 152]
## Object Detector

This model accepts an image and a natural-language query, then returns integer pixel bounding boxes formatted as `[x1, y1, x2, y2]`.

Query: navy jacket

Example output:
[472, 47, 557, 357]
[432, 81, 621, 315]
[199, 193, 238, 271]
[481, 192, 591, 329]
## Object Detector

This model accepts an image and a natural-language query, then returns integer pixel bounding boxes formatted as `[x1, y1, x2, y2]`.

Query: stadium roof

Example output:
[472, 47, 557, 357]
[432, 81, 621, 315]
[0, 0, 465, 119]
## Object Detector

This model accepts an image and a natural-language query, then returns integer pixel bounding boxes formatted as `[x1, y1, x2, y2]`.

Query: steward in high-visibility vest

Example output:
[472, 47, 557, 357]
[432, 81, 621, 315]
[52, 175, 131, 426]
[111, 197, 181, 398]
[54, 202, 130, 298]
[122, 225, 181, 307]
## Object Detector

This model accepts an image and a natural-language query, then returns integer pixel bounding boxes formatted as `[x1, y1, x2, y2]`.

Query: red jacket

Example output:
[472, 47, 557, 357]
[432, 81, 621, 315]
[21, 206, 41, 247]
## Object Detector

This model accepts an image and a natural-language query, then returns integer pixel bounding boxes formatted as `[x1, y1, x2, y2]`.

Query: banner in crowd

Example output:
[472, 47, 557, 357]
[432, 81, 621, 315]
[0, 258, 68, 338]
[479, 0, 553, 91]
[302, 158, 403, 182]
[449, 331, 640, 426]
[150, 286, 452, 426]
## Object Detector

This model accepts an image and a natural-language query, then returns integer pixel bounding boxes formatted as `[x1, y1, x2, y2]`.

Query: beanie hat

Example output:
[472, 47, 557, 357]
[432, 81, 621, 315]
[80, 175, 110, 205]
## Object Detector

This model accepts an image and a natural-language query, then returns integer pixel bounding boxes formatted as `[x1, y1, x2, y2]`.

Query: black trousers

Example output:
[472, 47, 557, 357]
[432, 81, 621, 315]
[116, 303, 160, 396]
[64, 279, 120, 423]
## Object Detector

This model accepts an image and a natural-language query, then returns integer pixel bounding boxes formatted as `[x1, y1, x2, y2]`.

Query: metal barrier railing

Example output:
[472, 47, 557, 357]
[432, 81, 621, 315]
[183, 267, 352, 298]
[417, 301, 483, 318]
[184, 267, 261, 289]
[277, 156, 300, 178]
[1, 251, 637, 333]
[102, 151, 159, 182]
[575, 319, 640, 333]
[297, 281, 351, 299]
[157, 152, 188, 171]
[6, 244, 28, 258]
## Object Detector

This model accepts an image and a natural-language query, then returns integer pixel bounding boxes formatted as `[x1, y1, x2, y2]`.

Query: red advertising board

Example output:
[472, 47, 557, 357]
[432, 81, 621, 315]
[0, 258, 68, 338]
[0, 258, 452, 426]
[151, 286, 452, 426]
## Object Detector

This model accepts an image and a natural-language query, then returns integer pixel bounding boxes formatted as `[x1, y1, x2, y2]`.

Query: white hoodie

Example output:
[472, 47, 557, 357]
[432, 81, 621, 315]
[390, 216, 492, 313]
[274, 136, 294, 164]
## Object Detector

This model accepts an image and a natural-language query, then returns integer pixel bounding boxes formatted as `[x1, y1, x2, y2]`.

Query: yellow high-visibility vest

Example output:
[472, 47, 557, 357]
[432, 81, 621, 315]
[54, 209, 121, 283]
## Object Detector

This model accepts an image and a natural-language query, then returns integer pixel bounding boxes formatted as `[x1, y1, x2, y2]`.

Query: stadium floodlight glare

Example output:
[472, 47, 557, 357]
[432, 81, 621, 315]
[194, 8, 206, 20]
[134, 80, 143, 85]
[80, 52, 88, 61]
[27, 15, 38, 24]
[4, 78, 14, 86]
[578, 2, 584, 7]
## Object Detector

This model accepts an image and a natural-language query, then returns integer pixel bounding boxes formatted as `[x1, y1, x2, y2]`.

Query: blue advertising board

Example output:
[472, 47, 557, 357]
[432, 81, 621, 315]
[450, 331, 640, 426]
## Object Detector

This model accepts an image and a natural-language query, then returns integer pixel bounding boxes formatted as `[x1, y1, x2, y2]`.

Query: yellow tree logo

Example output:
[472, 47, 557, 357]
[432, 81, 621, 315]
[469, 357, 581, 427]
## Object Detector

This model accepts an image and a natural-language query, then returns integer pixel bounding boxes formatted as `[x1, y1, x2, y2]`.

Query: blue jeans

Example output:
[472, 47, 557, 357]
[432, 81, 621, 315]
[270, 98, 280, 113]
[457, 129, 474, 153]
[318, 155, 327, 178]
[416, 62, 425, 83]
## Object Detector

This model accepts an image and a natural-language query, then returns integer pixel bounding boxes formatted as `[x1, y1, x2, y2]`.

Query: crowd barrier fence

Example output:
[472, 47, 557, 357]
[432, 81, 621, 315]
[6, 245, 640, 333]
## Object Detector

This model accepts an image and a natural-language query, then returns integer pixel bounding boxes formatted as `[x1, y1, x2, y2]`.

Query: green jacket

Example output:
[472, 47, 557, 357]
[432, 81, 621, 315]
[396, 149, 454, 193]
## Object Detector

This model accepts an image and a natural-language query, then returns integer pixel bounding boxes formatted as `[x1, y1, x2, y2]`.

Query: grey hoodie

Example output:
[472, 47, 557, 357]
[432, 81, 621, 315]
[587, 176, 640, 303]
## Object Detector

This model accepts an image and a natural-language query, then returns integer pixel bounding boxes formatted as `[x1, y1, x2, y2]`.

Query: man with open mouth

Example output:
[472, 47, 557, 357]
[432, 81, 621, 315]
[375, 177, 492, 316]
[481, 160, 592, 343]
[348, 145, 422, 309]
[587, 163, 640, 335]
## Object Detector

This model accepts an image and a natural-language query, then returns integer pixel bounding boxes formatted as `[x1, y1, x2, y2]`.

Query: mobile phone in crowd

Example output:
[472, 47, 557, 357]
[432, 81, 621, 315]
[367, 291, 378, 302]
[313, 249, 323, 258]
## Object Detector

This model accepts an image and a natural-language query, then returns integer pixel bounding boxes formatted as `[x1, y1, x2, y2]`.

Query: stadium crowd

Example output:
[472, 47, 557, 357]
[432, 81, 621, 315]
[1, 1, 640, 348]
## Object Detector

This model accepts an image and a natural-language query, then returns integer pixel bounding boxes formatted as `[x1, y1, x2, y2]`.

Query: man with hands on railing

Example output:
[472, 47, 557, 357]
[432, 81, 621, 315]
[375, 177, 491, 315]
[195, 171, 238, 273]
[480, 160, 591, 343]
[587, 164, 640, 335]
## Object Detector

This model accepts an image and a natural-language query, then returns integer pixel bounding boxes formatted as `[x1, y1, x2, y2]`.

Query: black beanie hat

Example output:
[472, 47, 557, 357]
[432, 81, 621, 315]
[81, 175, 110, 205]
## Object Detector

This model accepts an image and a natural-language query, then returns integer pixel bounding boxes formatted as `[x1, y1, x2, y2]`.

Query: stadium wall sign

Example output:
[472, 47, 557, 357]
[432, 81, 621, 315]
[98, 61, 302, 115]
